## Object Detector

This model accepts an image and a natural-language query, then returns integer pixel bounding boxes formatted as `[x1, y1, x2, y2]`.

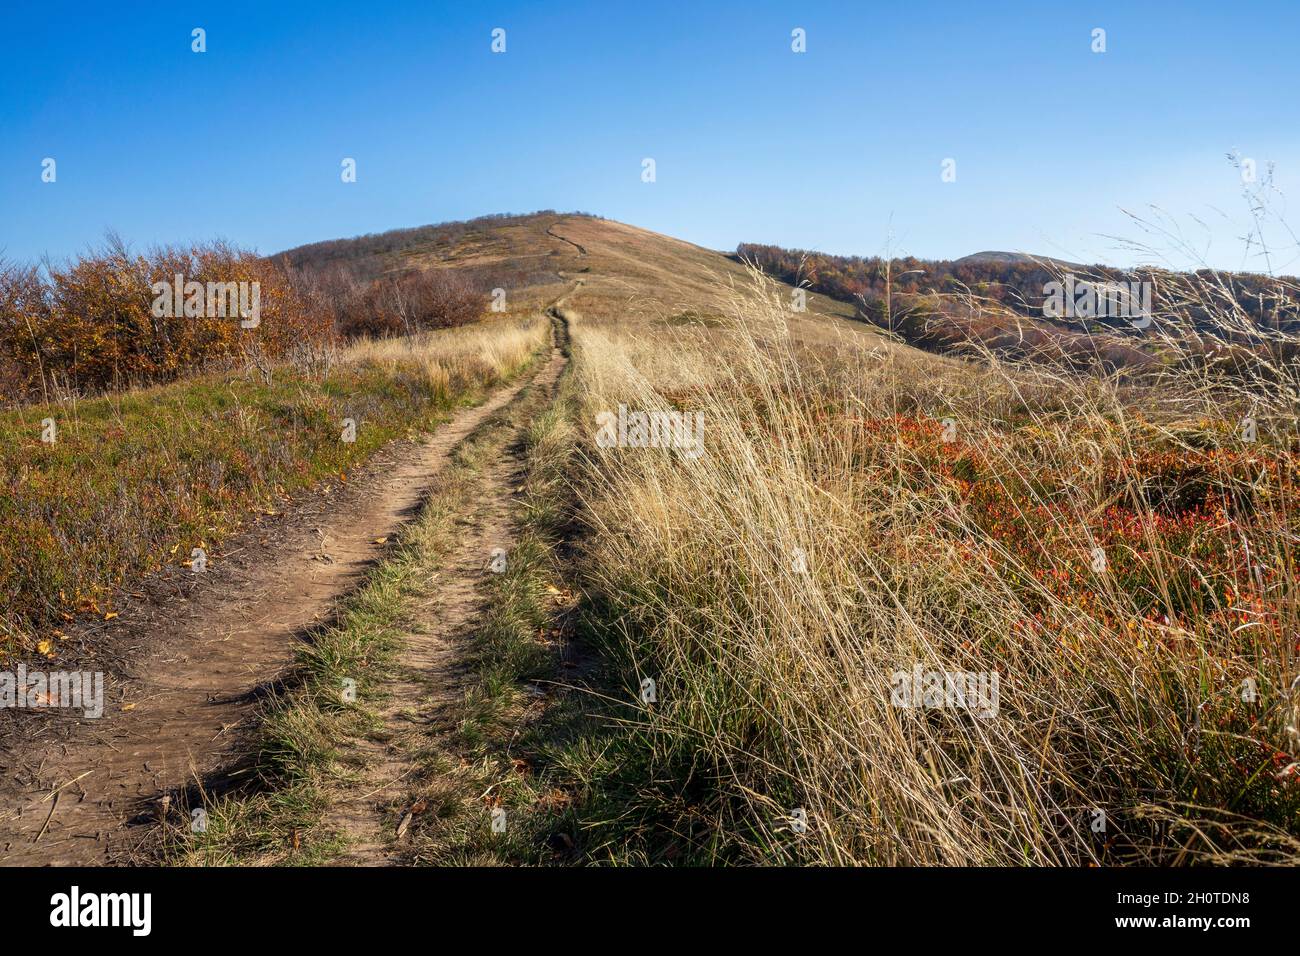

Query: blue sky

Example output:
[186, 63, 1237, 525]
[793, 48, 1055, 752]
[2, 0, 1297, 272]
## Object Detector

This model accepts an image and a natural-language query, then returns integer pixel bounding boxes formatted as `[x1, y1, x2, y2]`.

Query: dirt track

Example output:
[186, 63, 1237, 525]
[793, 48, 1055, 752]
[322, 338, 567, 864]
[0, 337, 560, 866]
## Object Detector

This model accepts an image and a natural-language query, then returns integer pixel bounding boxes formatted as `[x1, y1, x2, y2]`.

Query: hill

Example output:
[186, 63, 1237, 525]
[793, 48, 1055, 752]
[6, 211, 1299, 870]
[276, 212, 897, 348]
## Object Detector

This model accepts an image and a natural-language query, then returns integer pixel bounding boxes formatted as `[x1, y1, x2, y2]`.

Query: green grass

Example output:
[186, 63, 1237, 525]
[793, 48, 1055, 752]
[390, 378, 579, 864]
[160, 338, 790, 867]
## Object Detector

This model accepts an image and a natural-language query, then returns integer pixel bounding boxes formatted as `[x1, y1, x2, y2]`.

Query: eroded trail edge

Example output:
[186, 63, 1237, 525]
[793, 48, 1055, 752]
[0, 339, 559, 866]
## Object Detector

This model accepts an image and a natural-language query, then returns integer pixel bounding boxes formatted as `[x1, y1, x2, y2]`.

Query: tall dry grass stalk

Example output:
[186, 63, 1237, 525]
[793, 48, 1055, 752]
[565, 270, 1300, 865]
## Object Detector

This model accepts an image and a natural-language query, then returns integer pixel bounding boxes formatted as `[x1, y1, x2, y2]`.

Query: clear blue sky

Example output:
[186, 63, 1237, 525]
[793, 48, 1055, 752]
[3, 0, 1298, 272]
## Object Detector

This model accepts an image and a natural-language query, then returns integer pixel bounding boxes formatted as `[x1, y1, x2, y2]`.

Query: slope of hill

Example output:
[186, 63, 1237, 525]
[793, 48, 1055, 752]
[277, 212, 898, 349]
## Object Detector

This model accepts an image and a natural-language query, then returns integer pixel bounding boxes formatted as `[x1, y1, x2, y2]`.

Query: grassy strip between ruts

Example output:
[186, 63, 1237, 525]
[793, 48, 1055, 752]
[391, 382, 582, 864]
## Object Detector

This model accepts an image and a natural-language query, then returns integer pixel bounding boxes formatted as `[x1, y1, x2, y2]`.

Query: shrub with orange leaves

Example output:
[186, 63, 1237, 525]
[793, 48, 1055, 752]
[0, 236, 332, 400]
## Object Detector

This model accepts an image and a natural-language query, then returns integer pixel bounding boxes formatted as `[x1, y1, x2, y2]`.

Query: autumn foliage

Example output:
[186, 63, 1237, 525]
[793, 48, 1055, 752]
[738, 241, 1300, 334]
[0, 238, 332, 401]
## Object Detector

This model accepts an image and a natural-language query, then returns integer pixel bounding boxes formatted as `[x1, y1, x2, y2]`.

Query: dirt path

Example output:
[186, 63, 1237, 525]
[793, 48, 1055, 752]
[0, 338, 561, 866]
[321, 333, 567, 864]
[546, 224, 587, 257]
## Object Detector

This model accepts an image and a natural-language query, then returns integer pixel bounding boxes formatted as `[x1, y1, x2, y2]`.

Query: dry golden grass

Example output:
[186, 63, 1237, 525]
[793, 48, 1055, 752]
[340, 316, 549, 396]
[561, 269, 1300, 865]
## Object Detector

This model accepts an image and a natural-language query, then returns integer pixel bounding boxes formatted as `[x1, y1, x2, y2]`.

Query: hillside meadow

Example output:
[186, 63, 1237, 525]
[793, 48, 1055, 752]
[5, 213, 1296, 868]
[536, 269, 1300, 865]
